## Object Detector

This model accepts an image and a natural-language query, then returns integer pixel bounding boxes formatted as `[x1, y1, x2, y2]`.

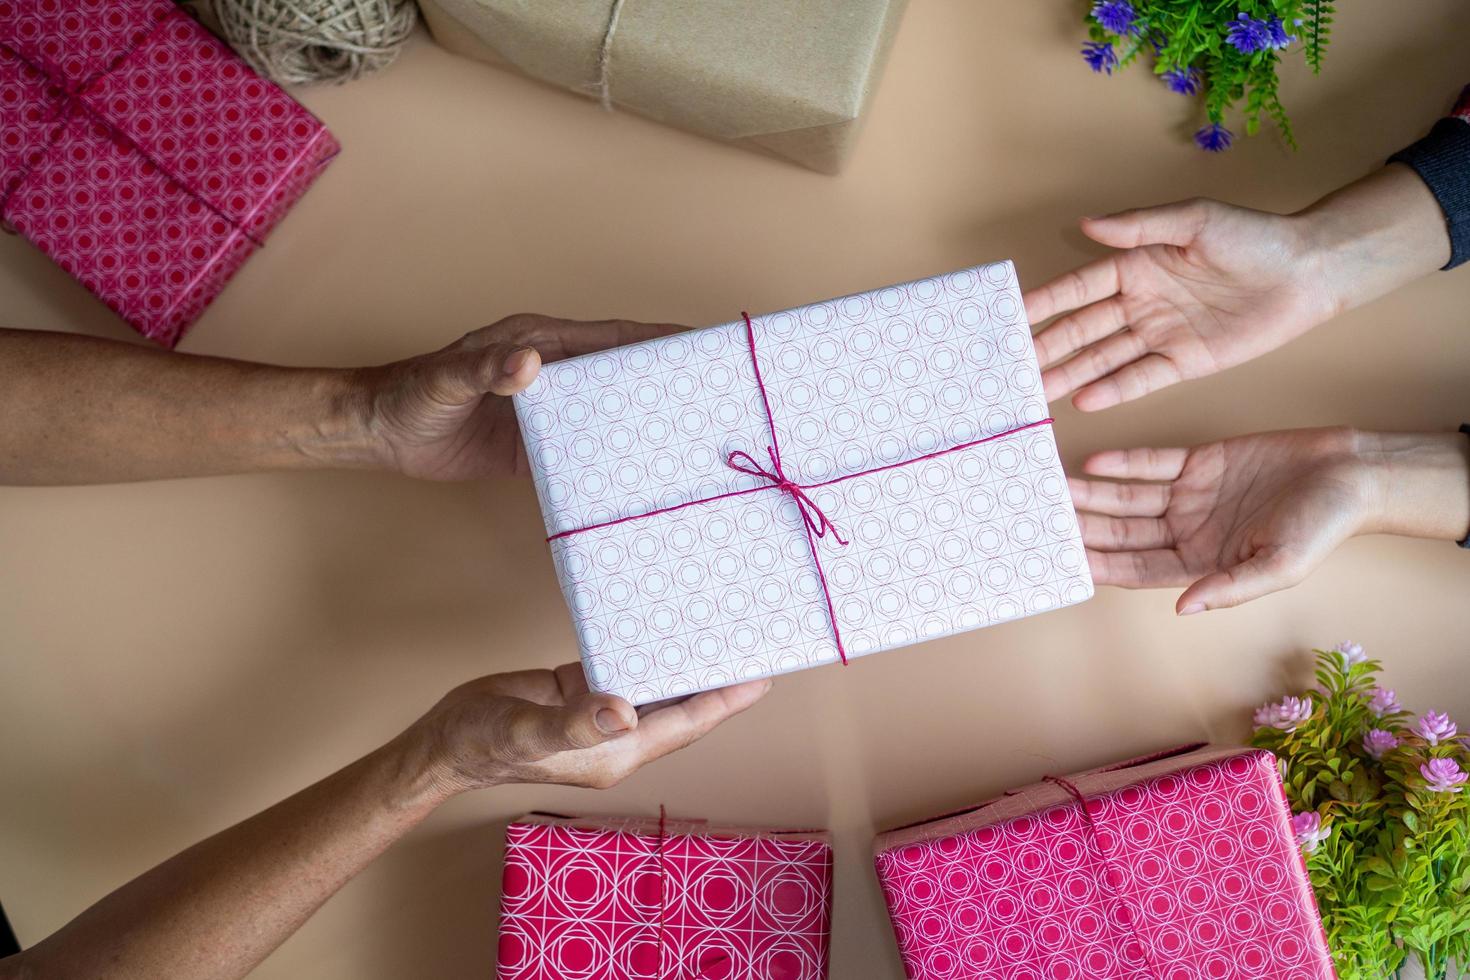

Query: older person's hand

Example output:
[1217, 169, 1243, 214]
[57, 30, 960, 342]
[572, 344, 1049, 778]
[409, 663, 772, 794]
[351, 314, 684, 480]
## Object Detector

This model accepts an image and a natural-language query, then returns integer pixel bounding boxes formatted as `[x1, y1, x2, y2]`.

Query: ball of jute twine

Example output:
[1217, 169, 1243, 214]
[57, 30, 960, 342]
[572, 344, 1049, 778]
[211, 0, 417, 85]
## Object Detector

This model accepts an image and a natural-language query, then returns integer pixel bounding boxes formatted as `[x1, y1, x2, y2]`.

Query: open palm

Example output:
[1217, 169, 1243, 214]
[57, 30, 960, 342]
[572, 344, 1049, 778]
[1071, 428, 1376, 613]
[1025, 199, 1336, 411]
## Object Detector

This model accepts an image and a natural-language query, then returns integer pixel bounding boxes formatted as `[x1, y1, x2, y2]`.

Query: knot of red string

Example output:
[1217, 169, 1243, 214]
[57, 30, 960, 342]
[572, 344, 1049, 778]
[725, 447, 849, 546]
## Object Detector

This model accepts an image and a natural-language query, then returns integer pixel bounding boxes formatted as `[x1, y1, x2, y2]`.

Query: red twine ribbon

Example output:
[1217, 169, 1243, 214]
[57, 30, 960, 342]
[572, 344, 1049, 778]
[1042, 776, 1161, 979]
[653, 805, 729, 980]
[549, 311, 1056, 667]
[0, 7, 262, 245]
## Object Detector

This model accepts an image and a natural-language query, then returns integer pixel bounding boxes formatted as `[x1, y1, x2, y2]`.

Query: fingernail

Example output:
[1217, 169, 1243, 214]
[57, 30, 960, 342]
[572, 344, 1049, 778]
[1179, 602, 1206, 616]
[504, 347, 534, 375]
[595, 708, 630, 734]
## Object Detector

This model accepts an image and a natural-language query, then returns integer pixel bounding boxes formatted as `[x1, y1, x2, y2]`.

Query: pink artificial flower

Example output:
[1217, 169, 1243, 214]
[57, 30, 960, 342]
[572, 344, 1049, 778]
[1254, 695, 1314, 732]
[1420, 757, 1469, 794]
[1414, 710, 1458, 746]
[1291, 811, 1332, 853]
[1332, 641, 1366, 667]
[1368, 688, 1401, 718]
[1362, 728, 1400, 760]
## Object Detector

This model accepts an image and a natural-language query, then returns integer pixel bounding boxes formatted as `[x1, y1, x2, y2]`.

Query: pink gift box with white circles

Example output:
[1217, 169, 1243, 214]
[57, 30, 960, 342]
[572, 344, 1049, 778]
[514, 261, 1093, 705]
[873, 745, 1336, 980]
[497, 813, 833, 980]
[0, 0, 338, 347]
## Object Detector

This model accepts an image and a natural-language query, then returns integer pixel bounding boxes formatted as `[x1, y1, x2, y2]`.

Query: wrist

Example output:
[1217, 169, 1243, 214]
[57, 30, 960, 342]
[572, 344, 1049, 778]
[1355, 429, 1470, 541]
[283, 367, 389, 472]
[376, 721, 479, 814]
[1290, 165, 1452, 320]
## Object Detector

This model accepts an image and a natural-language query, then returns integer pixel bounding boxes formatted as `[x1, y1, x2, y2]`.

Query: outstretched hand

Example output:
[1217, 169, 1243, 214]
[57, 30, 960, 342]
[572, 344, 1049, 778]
[1024, 199, 1334, 411]
[353, 314, 685, 480]
[1070, 427, 1376, 614]
[414, 663, 772, 793]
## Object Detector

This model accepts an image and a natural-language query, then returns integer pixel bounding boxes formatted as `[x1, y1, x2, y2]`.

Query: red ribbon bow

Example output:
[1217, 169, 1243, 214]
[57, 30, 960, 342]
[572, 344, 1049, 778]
[724, 446, 850, 546]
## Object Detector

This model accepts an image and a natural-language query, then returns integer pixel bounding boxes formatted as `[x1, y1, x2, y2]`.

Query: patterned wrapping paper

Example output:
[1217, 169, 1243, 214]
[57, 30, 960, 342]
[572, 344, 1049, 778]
[0, 0, 339, 347]
[872, 745, 1337, 980]
[497, 813, 833, 980]
[514, 261, 1093, 706]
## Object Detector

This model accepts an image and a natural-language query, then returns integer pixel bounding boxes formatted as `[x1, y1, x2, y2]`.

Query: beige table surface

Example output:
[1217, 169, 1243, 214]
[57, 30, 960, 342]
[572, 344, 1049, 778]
[4, 2, 1470, 977]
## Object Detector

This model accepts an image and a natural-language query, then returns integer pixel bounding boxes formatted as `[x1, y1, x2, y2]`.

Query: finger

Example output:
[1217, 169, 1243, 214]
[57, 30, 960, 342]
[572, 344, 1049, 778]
[500, 693, 637, 760]
[629, 678, 772, 763]
[1033, 295, 1128, 370]
[1023, 259, 1121, 324]
[1078, 512, 1173, 551]
[1080, 199, 1213, 250]
[1086, 548, 1189, 588]
[1041, 329, 1147, 402]
[548, 319, 686, 360]
[1067, 476, 1170, 517]
[1072, 354, 1183, 412]
[1082, 447, 1188, 481]
[553, 661, 592, 700]
[430, 343, 541, 404]
[1175, 547, 1303, 614]
[475, 668, 564, 704]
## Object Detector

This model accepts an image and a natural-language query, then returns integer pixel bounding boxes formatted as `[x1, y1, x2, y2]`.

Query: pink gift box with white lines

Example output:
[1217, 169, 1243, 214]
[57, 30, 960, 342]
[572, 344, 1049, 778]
[872, 745, 1336, 980]
[514, 261, 1093, 704]
[497, 812, 833, 980]
[0, 0, 338, 347]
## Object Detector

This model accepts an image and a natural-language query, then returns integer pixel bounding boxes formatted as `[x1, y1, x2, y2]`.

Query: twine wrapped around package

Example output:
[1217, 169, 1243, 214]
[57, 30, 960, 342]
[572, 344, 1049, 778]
[210, 0, 416, 85]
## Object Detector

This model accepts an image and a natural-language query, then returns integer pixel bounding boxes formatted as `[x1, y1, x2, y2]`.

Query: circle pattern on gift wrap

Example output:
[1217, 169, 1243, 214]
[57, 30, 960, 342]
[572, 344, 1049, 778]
[499, 820, 832, 980]
[0, 0, 337, 346]
[517, 263, 1092, 704]
[875, 752, 1334, 980]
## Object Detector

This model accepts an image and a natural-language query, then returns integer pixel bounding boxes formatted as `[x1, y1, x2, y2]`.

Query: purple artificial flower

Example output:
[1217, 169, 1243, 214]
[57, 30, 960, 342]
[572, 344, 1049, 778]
[1363, 728, 1400, 760]
[1368, 687, 1401, 717]
[1414, 710, 1458, 746]
[1226, 13, 1272, 54]
[1161, 66, 1200, 95]
[1092, 1, 1141, 37]
[1254, 695, 1314, 732]
[1333, 641, 1366, 668]
[1265, 16, 1295, 50]
[1194, 122, 1233, 152]
[1291, 811, 1332, 853]
[1421, 757, 1469, 794]
[1082, 40, 1118, 75]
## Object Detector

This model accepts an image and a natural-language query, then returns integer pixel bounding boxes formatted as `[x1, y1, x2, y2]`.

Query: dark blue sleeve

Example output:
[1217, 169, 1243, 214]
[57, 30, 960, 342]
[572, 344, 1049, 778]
[1388, 90, 1470, 271]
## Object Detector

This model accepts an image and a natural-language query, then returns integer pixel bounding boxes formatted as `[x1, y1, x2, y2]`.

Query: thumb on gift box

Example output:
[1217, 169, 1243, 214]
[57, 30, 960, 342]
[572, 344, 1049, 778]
[427, 343, 543, 405]
[503, 694, 638, 760]
[1175, 546, 1303, 615]
[1081, 199, 1215, 249]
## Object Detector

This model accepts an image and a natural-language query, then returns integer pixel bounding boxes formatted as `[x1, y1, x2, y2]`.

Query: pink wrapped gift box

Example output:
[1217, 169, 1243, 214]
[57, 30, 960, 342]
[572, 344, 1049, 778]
[0, 0, 338, 347]
[514, 261, 1093, 705]
[873, 745, 1336, 980]
[498, 812, 833, 979]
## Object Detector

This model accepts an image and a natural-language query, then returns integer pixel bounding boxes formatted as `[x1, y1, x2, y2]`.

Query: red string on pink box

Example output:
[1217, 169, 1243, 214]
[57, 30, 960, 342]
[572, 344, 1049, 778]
[548, 312, 1055, 666]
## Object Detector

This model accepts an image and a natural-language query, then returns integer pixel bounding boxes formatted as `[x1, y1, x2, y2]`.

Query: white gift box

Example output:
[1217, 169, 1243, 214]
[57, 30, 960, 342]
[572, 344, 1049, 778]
[515, 262, 1093, 705]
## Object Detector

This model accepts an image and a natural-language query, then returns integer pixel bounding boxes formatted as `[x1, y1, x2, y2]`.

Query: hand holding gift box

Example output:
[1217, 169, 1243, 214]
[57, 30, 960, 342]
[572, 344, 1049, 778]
[873, 744, 1336, 980]
[0, 0, 338, 347]
[515, 261, 1093, 705]
[498, 811, 833, 980]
